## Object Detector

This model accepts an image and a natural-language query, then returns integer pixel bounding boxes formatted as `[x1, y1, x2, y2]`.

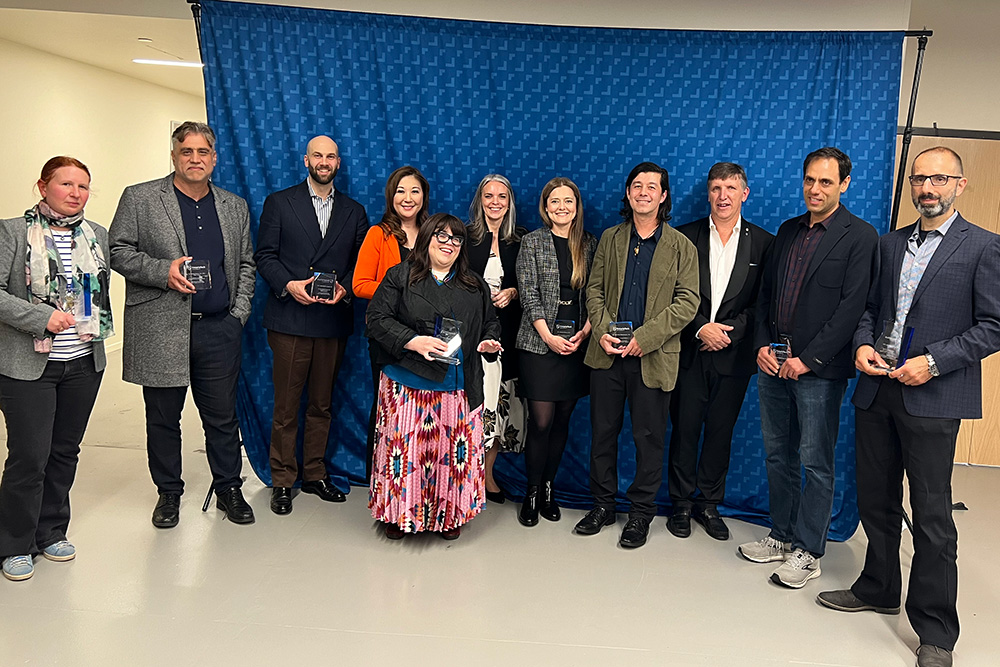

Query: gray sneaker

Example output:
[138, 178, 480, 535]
[42, 540, 76, 562]
[738, 535, 792, 563]
[771, 548, 821, 588]
[2, 555, 34, 581]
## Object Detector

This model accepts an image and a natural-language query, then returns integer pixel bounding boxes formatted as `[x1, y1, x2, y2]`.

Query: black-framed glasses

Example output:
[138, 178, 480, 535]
[433, 230, 464, 247]
[908, 174, 962, 186]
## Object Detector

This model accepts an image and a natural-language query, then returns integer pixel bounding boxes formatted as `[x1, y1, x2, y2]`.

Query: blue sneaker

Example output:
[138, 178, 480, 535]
[2, 555, 34, 581]
[42, 541, 76, 562]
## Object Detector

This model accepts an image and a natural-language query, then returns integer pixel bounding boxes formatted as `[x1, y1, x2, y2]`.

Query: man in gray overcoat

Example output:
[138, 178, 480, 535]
[109, 121, 256, 528]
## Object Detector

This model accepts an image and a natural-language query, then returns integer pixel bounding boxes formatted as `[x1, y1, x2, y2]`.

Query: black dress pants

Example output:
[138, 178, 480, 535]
[852, 380, 961, 651]
[143, 313, 243, 495]
[0, 356, 103, 557]
[667, 353, 751, 510]
[589, 356, 670, 519]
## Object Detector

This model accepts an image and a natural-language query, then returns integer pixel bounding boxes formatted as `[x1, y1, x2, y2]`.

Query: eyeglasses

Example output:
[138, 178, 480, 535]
[433, 230, 465, 247]
[908, 174, 962, 187]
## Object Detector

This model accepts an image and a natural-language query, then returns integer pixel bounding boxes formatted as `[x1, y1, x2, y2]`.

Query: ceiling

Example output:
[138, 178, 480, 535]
[0, 6, 204, 96]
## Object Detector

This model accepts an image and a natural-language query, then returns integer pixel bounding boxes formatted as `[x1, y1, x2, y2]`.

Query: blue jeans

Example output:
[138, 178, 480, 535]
[757, 373, 847, 558]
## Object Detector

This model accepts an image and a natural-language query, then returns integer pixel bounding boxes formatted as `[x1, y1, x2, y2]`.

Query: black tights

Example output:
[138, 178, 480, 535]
[524, 399, 577, 486]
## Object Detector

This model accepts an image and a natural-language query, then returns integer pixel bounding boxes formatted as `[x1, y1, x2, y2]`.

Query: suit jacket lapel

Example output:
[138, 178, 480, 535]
[159, 174, 188, 254]
[313, 191, 347, 262]
[720, 222, 752, 307]
[695, 222, 712, 306]
[646, 225, 672, 310]
[911, 215, 969, 307]
[289, 181, 322, 255]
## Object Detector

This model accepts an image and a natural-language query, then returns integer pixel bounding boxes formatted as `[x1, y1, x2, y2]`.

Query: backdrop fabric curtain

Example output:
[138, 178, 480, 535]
[199, 0, 902, 540]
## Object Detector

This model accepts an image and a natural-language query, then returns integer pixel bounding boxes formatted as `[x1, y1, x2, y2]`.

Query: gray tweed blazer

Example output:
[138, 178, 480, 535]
[0, 216, 108, 381]
[109, 174, 255, 387]
[515, 227, 597, 355]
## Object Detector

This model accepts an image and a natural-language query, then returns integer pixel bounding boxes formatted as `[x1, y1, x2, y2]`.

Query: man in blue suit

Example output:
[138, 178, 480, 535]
[817, 147, 1000, 667]
[254, 136, 369, 515]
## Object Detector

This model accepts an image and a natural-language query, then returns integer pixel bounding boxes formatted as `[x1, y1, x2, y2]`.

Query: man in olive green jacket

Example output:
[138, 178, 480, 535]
[575, 161, 700, 549]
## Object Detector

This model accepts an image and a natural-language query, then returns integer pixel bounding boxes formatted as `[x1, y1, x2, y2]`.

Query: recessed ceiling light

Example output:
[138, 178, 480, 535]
[132, 59, 204, 68]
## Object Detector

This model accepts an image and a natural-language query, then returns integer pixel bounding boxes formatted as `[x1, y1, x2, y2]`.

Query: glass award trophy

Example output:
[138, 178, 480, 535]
[309, 271, 338, 300]
[608, 321, 634, 349]
[770, 334, 791, 367]
[553, 319, 576, 340]
[429, 316, 462, 365]
[184, 259, 212, 291]
[874, 320, 914, 372]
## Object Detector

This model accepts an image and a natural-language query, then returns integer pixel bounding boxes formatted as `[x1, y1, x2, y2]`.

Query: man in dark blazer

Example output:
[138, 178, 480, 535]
[110, 121, 256, 528]
[254, 136, 369, 515]
[740, 147, 878, 589]
[667, 163, 773, 541]
[818, 147, 1000, 667]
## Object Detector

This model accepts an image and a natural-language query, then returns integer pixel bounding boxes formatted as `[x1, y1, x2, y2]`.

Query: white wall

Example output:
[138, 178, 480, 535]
[0, 37, 206, 351]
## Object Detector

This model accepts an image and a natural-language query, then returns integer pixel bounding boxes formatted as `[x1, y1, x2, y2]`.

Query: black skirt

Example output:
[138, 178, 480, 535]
[519, 347, 590, 402]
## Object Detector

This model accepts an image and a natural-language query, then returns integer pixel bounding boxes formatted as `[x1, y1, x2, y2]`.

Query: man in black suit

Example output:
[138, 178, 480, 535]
[667, 163, 773, 541]
[818, 147, 1000, 667]
[740, 147, 878, 589]
[254, 135, 369, 515]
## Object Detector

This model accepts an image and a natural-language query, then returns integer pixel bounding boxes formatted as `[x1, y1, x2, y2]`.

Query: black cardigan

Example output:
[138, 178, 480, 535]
[366, 261, 501, 409]
[465, 227, 524, 381]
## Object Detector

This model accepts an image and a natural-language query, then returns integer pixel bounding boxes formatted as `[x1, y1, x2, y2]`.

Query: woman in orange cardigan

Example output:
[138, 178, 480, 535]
[353, 166, 429, 478]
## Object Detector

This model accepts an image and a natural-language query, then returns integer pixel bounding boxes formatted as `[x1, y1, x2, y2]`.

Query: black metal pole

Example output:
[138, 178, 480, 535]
[188, 1, 204, 58]
[891, 31, 932, 230]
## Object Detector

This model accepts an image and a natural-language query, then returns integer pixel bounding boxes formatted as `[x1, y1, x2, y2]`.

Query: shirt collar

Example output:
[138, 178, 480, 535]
[709, 215, 742, 235]
[910, 209, 959, 242]
[307, 179, 335, 203]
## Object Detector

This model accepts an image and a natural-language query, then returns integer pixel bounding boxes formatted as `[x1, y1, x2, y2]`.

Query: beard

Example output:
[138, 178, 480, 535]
[308, 163, 337, 185]
[912, 191, 955, 218]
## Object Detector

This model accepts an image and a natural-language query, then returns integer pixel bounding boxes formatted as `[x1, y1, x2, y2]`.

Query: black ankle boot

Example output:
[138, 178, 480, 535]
[540, 480, 561, 522]
[518, 485, 539, 527]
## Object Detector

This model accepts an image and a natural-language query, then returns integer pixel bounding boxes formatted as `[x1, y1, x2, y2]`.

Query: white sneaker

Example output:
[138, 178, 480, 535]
[770, 548, 821, 588]
[738, 535, 792, 563]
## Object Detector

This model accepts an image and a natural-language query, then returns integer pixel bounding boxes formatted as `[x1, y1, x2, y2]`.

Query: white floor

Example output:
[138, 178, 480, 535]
[1, 350, 998, 666]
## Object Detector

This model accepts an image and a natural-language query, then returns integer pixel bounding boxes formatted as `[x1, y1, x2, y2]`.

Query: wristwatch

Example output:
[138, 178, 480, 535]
[925, 352, 940, 377]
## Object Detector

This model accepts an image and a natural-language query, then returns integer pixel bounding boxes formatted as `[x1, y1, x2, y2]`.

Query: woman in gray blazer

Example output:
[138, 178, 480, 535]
[515, 177, 597, 527]
[0, 157, 112, 582]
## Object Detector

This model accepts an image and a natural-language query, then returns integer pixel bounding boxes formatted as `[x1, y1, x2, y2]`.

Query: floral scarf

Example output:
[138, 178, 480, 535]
[25, 203, 113, 352]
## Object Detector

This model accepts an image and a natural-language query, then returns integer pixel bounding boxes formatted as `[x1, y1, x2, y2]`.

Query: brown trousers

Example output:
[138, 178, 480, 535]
[267, 330, 346, 487]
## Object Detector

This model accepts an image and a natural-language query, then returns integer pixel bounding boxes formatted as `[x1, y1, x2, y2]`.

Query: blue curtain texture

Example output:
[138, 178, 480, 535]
[198, 0, 902, 540]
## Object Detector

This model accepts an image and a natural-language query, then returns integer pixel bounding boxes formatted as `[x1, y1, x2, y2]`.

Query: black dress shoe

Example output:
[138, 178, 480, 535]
[301, 478, 346, 503]
[485, 489, 506, 504]
[574, 506, 616, 535]
[270, 487, 292, 515]
[539, 481, 561, 522]
[216, 487, 255, 524]
[693, 506, 730, 541]
[152, 492, 180, 528]
[518, 485, 539, 527]
[619, 516, 650, 548]
[384, 522, 405, 540]
[440, 526, 461, 540]
[666, 508, 691, 538]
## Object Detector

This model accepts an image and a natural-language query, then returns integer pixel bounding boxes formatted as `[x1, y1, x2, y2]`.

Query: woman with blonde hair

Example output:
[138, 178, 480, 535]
[514, 177, 597, 526]
[465, 174, 526, 503]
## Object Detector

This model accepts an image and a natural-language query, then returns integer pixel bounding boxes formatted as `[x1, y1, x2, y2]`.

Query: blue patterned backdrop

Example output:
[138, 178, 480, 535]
[199, 0, 901, 540]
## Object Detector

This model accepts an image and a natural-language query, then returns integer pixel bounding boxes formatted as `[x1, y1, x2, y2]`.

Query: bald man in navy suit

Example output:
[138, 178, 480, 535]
[818, 147, 1000, 667]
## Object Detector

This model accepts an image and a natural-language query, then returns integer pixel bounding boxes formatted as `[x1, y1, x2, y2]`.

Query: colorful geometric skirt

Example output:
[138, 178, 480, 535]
[369, 373, 486, 533]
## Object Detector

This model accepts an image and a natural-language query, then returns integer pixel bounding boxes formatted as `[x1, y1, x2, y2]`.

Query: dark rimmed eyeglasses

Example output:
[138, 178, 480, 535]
[433, 230, 465, 247]
[908, 174, 963, 187]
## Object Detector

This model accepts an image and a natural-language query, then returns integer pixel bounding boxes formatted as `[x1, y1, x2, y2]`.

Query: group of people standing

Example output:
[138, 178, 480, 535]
[0, 120, 995, 667]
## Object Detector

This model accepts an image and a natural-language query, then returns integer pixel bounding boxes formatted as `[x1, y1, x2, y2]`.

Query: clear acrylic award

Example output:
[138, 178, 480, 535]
[608, 321, 634, 349]
[309, 271, 338, 300]
[553, 319, 576, 339]
[184, 259, 212, 291]
[770, 334, 792, 367]
[429, 316, 462, 365]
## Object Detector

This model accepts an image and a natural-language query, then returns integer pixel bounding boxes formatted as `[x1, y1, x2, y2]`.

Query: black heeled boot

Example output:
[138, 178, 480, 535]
[540, 480, 561, 522]
[518, 485, 540, 527]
